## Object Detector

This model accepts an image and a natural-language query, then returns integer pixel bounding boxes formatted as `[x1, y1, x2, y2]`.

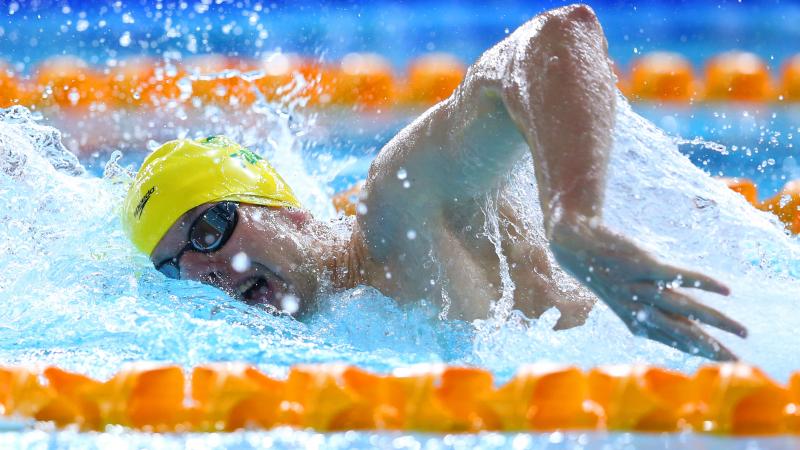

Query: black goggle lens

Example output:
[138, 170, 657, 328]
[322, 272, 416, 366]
[189, 201, 238, 251]
[157, 260, 181, 279]
[155, 202, 238, 279]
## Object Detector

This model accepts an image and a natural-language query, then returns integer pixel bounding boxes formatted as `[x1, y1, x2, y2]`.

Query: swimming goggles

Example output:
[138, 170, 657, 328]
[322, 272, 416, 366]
[155, 201, 239, 279]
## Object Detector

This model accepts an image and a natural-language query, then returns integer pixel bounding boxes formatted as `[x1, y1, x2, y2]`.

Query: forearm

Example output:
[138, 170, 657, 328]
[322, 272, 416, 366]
[499, 5, 616, 236]
[443, 5, 615, 229]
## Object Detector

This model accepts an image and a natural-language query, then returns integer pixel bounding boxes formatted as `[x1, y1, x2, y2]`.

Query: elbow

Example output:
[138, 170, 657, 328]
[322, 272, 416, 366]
[537, 4, 603, 48]
[533, 4, 609, 72]
[544, 4, 599, 28]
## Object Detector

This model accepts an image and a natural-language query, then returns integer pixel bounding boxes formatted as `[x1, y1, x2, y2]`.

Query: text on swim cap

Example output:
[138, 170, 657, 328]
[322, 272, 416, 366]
[134, 186, 156, 219]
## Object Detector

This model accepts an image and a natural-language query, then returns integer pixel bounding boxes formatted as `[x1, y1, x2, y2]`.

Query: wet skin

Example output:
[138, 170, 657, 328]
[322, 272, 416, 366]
[151, 4, 747, 360]
[151, 204, 334, 313]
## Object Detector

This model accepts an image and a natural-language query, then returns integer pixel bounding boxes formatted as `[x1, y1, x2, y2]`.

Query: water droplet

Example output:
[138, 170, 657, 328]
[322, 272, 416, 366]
[231, 252, 251, 272]
[281, 294, 299, 314]
[356, 203, 368, 215]
[119, 32, 131, 47]
[402, 180, 410, 189]
[396, 168, 407, 180]
[406, 230, 417, 240]
[67, 91, 80, 105]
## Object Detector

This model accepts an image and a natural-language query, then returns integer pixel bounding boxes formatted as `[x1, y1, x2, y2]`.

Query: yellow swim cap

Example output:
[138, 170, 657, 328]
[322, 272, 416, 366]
[122, 135, 302, 256]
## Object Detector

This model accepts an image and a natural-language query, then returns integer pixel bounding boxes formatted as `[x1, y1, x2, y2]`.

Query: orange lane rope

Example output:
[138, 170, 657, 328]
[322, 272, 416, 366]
[1, 51, 799, 111]
[0, 52, 465, 111]
[1, 363, 799, 434]
[719, 177, 800, 234]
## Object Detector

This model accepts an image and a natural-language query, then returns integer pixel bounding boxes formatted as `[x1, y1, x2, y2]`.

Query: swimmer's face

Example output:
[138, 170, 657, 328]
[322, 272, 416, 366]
[151, 203, 319, 315]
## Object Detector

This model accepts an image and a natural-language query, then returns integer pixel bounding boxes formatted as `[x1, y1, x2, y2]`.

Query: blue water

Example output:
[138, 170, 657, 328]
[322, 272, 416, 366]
[0, 1, 798, 72]
[643, 105, 800, 201]
[3, 428, 800, 450]
[2, 1, 800, 449]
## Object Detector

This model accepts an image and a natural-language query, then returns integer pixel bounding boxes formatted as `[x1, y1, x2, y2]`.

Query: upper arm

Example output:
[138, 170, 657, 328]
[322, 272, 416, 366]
[362, 70, 529, 217]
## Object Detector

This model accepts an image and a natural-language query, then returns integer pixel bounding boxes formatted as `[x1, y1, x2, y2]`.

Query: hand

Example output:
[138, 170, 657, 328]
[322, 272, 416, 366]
[548, 216, 747, 361]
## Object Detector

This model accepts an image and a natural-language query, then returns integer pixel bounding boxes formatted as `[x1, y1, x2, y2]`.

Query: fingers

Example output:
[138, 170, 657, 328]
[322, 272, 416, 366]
[671, 267, 730, 296]
[605, 295, 739, 361]
[643, 308, 738, 361]
[648, 308, 738, 361]
[632, 283, 747, 338]
[639, 263, 730, 296]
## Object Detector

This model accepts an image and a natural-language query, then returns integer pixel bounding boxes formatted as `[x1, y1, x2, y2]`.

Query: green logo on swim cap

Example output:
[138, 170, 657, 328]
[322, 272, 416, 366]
[200, 135, 263, 166]
[230, 148, 263, 165]
[201, 135, 224, 144]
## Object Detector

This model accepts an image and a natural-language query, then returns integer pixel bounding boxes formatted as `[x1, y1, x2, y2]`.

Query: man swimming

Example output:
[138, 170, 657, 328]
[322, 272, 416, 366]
[122, 4, 747, 361]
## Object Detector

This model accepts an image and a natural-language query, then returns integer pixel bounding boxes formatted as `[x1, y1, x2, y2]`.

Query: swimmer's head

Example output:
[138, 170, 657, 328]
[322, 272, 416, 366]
[123, 136, 319, 313]
[123, 135, 301, 256]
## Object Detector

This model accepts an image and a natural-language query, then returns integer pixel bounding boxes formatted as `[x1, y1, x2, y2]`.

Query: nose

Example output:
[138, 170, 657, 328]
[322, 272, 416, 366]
[178, 250, 235, 290]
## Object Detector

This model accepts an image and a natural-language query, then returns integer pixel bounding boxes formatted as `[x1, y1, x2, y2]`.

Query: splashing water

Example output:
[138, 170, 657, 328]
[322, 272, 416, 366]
[1, 88, 799, 389]
[470, 94, 800, 380]
[0, 101, 467, 380]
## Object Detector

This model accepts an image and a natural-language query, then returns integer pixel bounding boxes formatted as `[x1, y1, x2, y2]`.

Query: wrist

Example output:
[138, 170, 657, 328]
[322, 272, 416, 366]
[545, 209, 601, 241]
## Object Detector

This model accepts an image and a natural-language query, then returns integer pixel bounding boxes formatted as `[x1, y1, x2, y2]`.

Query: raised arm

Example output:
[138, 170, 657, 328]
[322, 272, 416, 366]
[365, 4, 746, 359]
[369, 5, 612, 229]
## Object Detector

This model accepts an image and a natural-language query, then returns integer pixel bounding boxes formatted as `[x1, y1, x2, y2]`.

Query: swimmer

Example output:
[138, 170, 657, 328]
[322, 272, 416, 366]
[123, 4, 747, 360]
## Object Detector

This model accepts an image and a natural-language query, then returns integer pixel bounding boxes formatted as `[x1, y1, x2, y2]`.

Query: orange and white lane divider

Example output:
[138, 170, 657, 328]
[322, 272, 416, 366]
[3, 50, 800, 112]
[619, 51, 792, 102]
[0, 52, 467, 112]
[1, 363, 798, 434]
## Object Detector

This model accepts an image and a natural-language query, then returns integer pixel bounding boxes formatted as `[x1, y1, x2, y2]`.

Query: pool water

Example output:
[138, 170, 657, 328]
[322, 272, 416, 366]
[4, 427, 800, 449]
[2, 1, 800, 448]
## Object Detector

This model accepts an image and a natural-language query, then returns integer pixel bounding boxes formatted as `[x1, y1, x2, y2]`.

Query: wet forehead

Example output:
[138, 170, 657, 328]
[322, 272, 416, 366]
[149, 203, 214, 264]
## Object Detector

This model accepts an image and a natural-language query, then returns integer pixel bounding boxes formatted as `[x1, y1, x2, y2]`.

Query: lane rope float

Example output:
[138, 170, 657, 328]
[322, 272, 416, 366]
[1, 363, 798, 434]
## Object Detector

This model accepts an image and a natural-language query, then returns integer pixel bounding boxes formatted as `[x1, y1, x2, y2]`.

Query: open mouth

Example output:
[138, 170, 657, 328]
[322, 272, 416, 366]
[237, 276, 274, 306]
